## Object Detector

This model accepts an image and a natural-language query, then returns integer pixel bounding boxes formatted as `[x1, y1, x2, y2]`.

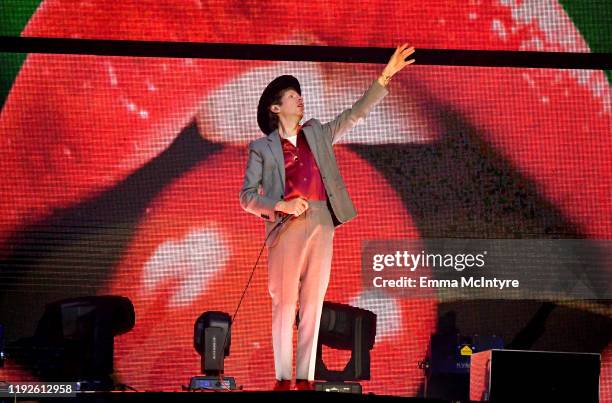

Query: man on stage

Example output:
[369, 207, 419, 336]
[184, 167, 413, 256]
[239, 43, 415, 391]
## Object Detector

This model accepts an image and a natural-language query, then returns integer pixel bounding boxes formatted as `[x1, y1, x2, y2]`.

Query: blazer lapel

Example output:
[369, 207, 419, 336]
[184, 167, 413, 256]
[302, 124, 323, 170]
[267, 130, 285, 185]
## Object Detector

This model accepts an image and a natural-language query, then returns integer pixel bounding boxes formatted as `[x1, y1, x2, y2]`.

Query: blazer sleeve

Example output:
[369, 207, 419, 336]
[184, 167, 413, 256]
[322, 79, 389, 145]
[239, 142, 279, 222]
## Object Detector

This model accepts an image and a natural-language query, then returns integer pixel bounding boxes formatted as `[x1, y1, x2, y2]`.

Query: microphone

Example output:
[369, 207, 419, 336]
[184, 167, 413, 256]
[274, 198, 309, 230]
[279, 213, 293, 225]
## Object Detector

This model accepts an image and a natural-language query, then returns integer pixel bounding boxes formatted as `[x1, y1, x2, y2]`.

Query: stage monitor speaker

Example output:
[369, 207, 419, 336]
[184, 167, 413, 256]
[470, 349, 600, 402]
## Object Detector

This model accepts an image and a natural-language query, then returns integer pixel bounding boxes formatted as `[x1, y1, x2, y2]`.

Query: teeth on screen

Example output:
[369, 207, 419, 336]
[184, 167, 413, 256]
[350, 289, 402, 342]
[195, 61, 324, 144]
[500, 0, 611, 114]
[197, 61, 438, 145]
[142, 227, 229, 307]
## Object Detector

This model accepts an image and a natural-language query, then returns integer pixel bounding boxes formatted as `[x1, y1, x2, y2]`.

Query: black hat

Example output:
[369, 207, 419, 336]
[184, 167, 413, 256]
[257, 75, 301, 135]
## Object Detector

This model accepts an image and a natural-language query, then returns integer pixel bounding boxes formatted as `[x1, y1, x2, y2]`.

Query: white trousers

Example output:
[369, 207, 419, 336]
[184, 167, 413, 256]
[267, 200, 334, 381]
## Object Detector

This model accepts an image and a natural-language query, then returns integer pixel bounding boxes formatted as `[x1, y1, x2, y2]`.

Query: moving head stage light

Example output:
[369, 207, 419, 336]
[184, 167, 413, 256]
[11, 295, 135, 391]
[314, 302, 377, 393]
[190, 311, 236, 390]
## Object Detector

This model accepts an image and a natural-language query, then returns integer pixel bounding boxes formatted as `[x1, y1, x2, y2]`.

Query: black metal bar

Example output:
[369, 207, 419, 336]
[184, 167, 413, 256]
[0, 36, 610, 70]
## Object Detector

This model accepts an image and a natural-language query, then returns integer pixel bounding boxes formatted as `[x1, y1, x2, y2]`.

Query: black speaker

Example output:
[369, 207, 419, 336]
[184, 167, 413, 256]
[470, 349, 600, 402]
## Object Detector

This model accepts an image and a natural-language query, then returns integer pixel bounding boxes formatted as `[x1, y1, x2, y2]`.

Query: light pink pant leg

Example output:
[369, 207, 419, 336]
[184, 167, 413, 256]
[267, 201, 334, 381]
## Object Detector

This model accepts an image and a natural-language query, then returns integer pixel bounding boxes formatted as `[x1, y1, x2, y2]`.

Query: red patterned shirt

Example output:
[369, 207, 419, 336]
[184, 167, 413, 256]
[281, 129, 327, 201]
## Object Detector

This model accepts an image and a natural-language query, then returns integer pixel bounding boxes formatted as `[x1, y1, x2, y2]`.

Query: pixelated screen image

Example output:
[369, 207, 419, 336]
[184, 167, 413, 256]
[0, 0, 610, 400]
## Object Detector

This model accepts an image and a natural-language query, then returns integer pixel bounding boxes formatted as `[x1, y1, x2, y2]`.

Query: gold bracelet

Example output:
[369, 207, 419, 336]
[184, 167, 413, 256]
[381, 73, 392, 86]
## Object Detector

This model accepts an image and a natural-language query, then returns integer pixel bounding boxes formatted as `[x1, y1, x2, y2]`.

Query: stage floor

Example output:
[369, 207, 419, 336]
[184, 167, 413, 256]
[18, 391, 461, 403]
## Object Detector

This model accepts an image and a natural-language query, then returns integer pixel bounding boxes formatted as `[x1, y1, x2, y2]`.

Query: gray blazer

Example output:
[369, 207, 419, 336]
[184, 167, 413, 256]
[239, 79, 389, 239]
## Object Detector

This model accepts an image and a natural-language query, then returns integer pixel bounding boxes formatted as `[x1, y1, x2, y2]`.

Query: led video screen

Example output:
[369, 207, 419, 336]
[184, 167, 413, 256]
[0, 0, 610, 399]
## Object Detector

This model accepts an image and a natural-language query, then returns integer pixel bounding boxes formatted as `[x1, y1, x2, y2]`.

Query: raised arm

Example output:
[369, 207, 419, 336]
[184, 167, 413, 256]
[322, 80, 388, 145]
[323, 43, 415, 144]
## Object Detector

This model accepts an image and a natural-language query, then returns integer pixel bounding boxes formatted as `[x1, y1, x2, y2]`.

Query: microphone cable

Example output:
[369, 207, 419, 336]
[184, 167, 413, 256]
[230, 213, 292, 324]
[214, 213, 294, 383]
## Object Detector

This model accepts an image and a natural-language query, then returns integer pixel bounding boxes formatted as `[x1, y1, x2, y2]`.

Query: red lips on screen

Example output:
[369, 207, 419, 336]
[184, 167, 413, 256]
[0, 0, 608, 242]
[0, 0, 610, 398]
[102, 146, 433, 393]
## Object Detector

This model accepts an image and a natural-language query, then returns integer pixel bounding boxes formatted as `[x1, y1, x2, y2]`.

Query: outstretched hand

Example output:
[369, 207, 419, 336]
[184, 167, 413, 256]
[381, 43, 415, 82]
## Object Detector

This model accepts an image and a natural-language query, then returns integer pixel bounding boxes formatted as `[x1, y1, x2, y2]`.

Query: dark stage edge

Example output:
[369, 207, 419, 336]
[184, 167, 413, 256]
[10, 392, 466, 403]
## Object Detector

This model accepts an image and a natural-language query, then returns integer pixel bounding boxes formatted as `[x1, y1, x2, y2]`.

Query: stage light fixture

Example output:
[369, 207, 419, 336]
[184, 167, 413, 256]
[190, 311, 236, 390]
[314, 301, 377, 393]
[12, 295, 134, 390]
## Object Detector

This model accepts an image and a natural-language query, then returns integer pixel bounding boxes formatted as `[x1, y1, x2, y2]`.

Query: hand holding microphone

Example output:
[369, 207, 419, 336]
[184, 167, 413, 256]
[274, 197, 310, 217]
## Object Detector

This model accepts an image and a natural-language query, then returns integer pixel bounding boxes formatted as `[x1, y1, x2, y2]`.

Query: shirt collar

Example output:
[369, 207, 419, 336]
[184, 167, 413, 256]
[280, 125, 303, 144]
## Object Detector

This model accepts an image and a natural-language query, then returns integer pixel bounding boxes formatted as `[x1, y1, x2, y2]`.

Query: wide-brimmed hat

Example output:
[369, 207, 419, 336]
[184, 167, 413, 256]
[257, 75, 301, 135]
